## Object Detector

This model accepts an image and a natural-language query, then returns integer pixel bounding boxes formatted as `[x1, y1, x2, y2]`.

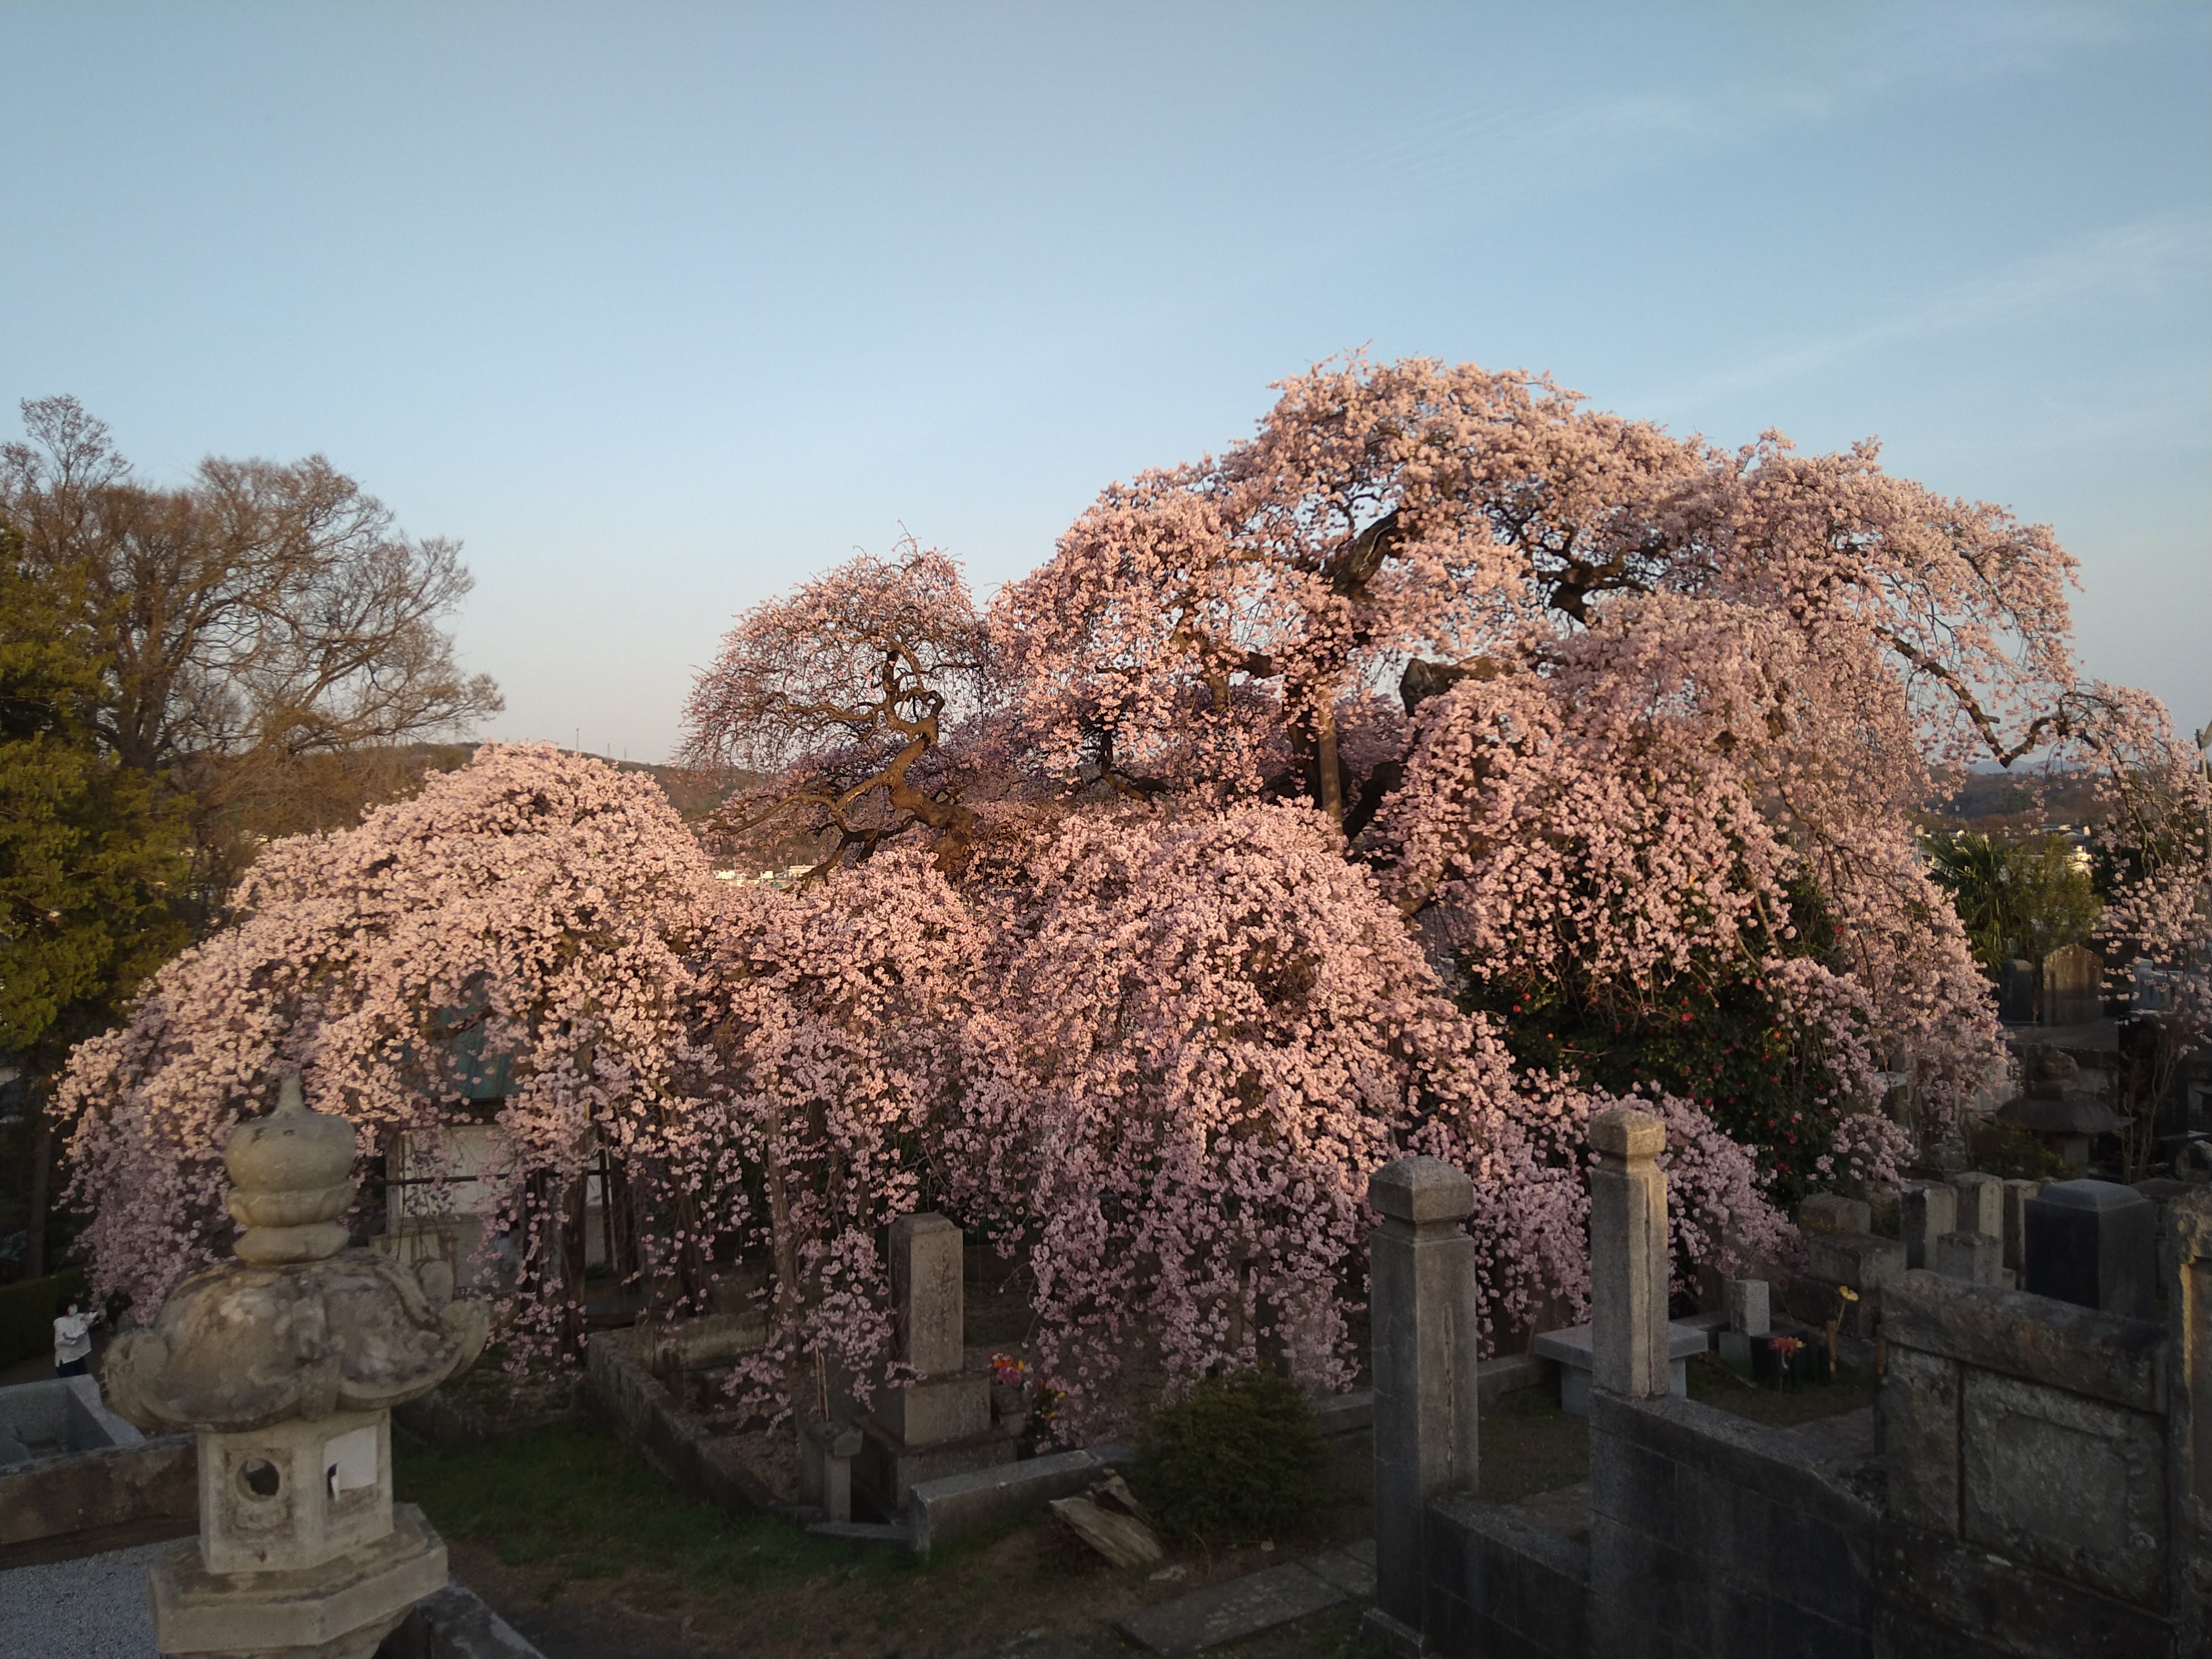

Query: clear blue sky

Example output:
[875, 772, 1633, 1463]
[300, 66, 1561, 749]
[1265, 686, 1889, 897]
[4, 2, 2206, 762]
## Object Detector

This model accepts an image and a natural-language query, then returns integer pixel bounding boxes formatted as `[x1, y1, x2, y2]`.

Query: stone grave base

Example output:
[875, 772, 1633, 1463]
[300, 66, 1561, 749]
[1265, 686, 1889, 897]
[151, 1502, 447, 1659]
[852, 1415, 1016, 1514]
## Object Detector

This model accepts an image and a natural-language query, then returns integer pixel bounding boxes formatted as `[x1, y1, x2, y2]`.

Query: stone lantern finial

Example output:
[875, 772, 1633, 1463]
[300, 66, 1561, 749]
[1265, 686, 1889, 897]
[225, 1072, 358, 1265]
[104, 1073, 489, 1659]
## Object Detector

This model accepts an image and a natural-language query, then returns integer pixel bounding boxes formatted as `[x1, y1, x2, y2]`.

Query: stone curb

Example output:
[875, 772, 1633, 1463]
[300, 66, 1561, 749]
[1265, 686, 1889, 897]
[382, 1580, 546, 1659]
[907, 1443, 1134, 1555]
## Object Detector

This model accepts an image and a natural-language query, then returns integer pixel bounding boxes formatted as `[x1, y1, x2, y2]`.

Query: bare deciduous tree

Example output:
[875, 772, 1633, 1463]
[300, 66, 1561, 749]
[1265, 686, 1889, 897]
[3, 397, 503, 908]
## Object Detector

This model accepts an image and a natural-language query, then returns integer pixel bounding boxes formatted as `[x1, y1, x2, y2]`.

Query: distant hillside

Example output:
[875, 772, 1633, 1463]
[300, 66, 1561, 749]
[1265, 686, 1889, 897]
[1920, 767, 2103, 836]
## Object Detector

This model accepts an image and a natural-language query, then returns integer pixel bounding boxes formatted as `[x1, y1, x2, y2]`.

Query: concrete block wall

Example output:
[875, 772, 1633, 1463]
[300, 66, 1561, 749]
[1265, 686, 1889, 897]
[1585, 1392, 1880, 1659]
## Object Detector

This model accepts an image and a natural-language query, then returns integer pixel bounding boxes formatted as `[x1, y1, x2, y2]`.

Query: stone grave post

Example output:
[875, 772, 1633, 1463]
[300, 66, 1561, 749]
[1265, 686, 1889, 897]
[1901, 1181, 1958, 1271]
[891, 1212, 965, 1377]
[1719, 1278, 1768, 1371]
[2166, 1188, 2212, 1656]
[2002, 1178, 2043, 1276]
[850, 1212, 1011, 1514]
[2025, 1179, 2157, 1319]
[1589, 1108, 1669, 1399]
[1950, 1171, 2004, 1240]
[103, 1076, 487, 1659]
[1365, 1155, 1480, 1651]
[1933, 1230, 2001, 1286]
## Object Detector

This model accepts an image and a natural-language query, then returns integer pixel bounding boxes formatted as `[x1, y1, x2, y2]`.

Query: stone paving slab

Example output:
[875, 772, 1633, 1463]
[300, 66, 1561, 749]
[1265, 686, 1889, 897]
[1303, 1536, 1376, 1599]
[1117, 1562, 1346, 1657]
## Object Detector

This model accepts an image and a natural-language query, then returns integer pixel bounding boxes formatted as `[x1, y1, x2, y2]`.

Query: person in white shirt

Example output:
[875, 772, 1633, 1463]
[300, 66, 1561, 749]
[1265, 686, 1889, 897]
[53, 1296, 100, 1378]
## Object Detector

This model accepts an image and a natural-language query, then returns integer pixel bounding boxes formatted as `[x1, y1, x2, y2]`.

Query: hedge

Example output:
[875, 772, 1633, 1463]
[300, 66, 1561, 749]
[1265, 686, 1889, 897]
[0, 1267, 89, 1372]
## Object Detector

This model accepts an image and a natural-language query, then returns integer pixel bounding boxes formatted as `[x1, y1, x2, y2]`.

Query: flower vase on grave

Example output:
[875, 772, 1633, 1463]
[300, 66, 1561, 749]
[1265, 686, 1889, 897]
[1750, 1335, 1779, 1387]
[1804, 1339, 1832, 1386]
[1772, 1337, 1805, 1390]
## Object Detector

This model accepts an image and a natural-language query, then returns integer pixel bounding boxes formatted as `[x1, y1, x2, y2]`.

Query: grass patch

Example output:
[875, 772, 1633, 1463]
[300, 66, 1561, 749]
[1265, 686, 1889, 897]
[393, 1421, 922, 1599]
[1686, 1350, 1878, 1426]
[1479, 1384, 1589, 1501]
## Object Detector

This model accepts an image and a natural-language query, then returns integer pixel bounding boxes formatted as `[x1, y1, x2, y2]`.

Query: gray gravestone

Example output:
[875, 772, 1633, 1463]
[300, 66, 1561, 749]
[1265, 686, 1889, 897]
[1725, 1277, 1770, 1336]
[2023, 1180, 2157, 1319]
[1934, 1230, 2001, 1286]
[889, 1213, 964, 1375]
[1799, 1193, 1872, 1235]
[1999, 958, 2036, 1023]
[2002, 1178, 2043, 1273]
[1951, 1172, 2004, 1239]
[1902, 1181, 1958, 1270]
[1719, 1277, 1768, 1370]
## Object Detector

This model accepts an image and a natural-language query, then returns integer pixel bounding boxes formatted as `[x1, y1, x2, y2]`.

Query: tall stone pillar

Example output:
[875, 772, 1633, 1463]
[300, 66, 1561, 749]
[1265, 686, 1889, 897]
[104, 1076, 487, 1659]
[1365, 1155, 1480, 1652]
[2167, 1188, 2212, 1652]
[1589, 1107, 1669, 1400]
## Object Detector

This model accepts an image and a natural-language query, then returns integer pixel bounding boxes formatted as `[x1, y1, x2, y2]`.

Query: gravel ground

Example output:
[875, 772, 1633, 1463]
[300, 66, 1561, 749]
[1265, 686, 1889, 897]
[0, 1540, 166, 1658]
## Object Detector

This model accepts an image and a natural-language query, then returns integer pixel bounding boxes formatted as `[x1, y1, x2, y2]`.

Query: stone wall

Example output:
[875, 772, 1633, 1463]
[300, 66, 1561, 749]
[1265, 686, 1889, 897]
[1422, 1394, 1885, 1659]
[0, 1433, 196, 1557]
[1587, 1392, 1880, 1659]
[1878, 1268, 2178, 1658]
[1389, 1134, 2208, 1658]
[1425, 1493, 1590, 1659]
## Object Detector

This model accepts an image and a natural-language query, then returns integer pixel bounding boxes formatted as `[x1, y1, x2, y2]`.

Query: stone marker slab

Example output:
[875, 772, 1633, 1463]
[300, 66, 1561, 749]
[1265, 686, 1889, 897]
[1902, 1181, 1958, 1270]
[1952, 1171, 2004, 1239]
[2002, 1178, 2042, 1272]
[1799, 1193, 1872, 1235]
[1305, 1537, 1376, 1599]
[1051, 1494, 1162, 1568]
[1803, 1230, 1906, 1311]
[1532, 1322, 1708, 1415]
[906, 1443, 1133, 1555]
[1118, 1562, 1346, 1657]
[1725, 1278, 1771, 1337]
[1934, 1230, 2001, 1286]
[889, 1213, 966, 1376]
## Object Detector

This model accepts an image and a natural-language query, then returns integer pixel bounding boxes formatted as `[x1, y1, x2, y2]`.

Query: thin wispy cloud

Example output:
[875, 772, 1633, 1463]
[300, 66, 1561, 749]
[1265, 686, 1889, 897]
[1656, 211, 2212, 413]
[1310, 4, 2166, 221]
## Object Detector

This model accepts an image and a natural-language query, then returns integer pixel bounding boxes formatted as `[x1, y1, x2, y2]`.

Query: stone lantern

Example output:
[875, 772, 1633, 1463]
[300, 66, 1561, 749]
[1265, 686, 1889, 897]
[105, 1076, 488, 1659]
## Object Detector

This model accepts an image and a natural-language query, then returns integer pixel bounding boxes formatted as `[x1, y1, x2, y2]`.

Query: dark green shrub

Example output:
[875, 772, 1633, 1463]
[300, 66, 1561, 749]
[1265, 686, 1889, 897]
[0, 1266, 87, 1369]
[1966, 1115, 2076, 1181]
[1133, 1368, 1327, 1545]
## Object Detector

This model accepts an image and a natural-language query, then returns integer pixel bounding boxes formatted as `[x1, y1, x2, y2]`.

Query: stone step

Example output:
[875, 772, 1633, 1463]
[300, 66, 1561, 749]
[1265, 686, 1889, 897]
[1118, 1547, 1372, 1657]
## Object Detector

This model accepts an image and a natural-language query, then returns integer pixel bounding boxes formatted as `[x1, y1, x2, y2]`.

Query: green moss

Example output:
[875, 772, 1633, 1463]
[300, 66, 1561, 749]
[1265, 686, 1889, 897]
[1131, 1368, 1326, 1546]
